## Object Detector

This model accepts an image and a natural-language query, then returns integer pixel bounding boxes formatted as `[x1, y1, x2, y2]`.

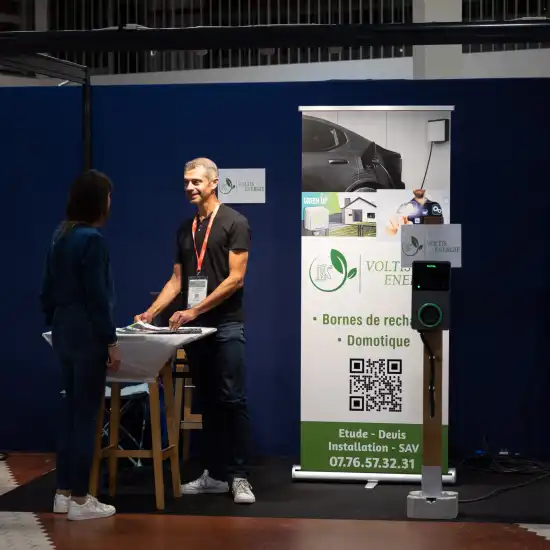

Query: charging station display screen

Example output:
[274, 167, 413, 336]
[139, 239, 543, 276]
[412, 262, 451, 291]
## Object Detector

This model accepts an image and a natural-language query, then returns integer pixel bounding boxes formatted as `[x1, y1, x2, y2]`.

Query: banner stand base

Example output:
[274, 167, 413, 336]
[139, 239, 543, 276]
[407, 490, 459, 519]
[291, 465, 457, 485]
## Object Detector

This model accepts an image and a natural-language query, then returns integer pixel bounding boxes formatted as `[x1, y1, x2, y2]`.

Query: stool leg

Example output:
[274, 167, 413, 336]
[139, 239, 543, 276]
[182, 420, 191, 462]
[162, 367, 181, 498]
[174, 377, 183, 450]
[148, 382, 165, 510]
[108, 384, 121, 497]
[182, 378, 194, 462]
[89, 393, 106, 497]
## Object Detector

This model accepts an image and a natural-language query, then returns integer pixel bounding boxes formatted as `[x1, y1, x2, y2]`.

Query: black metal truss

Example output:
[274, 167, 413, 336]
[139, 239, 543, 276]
[0, 53, 87, 83]
[0, 20, 549, 55]
[0, 52, 92, 171]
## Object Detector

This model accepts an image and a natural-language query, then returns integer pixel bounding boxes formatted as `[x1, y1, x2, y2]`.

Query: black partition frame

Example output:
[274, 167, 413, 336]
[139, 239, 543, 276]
[0, 21, 550, 55]
[0, 53, 92, 171]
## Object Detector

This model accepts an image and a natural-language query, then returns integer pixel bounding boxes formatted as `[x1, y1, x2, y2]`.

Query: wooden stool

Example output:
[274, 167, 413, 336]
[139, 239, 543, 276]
[174, 349, 202, 461]
[89, 361, 181, 510]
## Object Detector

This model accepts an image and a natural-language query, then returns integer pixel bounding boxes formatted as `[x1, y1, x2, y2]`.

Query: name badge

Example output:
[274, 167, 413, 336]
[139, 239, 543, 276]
[188, 276, 208, 308]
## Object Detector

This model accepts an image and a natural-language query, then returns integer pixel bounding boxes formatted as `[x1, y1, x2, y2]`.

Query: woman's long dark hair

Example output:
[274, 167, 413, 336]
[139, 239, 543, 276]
[58, 170, 112, 237]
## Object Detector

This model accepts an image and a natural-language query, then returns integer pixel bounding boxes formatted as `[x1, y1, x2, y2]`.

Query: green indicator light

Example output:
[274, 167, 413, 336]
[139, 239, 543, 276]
[427, 264, 436, 268]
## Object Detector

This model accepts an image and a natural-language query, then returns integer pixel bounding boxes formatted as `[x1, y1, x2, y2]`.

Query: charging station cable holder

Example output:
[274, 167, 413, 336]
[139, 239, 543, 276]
[401, 220, 462, 520]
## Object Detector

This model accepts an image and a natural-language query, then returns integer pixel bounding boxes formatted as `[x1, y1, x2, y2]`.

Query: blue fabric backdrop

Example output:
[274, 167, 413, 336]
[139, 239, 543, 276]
[1, 78, 549, 460]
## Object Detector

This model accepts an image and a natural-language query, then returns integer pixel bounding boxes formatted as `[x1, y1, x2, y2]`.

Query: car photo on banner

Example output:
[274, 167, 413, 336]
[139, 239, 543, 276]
[301, 115, 405, 193]
[301, 110, 451, 195]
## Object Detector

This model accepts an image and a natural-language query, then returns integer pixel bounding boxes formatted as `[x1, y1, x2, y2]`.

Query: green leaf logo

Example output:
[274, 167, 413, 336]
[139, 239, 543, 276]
[220, 178, 234, 194]
[402, 235, 424, 257]
[330, 249, 347, 275]
[309, 249, 358, 293]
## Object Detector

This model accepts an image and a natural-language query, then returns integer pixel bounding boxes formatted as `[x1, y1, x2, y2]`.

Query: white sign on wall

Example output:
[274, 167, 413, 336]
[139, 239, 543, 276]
[218, 168, 266, 204]
[401, 224, 462, 267]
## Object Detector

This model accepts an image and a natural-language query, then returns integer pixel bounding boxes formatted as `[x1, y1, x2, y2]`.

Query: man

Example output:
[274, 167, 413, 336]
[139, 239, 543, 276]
[135, 157, 255, 504]
[386, 189, 443, 235]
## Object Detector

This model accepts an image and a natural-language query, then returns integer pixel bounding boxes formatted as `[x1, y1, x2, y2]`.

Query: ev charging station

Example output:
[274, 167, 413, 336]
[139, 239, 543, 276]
[401, 219, 462, 520]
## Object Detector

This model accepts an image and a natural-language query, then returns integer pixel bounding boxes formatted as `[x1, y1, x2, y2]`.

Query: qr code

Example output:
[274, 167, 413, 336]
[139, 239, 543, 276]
[348, 358, 403, 413]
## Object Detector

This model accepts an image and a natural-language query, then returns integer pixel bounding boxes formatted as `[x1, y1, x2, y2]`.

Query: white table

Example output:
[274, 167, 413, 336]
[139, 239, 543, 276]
[43, 326, 216, 510]
[42, 327, 216, 382]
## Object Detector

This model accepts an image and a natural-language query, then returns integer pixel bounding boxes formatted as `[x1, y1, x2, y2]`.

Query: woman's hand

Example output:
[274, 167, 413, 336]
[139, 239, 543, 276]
[107, 345, 121, 372]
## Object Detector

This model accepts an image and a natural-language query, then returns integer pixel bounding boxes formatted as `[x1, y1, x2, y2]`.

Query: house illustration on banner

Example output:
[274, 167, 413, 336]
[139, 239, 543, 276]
[302, 193, 377, 237]
[338, 196, 377, 224]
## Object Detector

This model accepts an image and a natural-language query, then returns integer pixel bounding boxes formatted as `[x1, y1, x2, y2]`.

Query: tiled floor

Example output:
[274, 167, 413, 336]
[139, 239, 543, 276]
[1, 454, 549, 550]
[0, 456, 55, 550]
[0, 459, 17, 496]
[521, 525, 550, 541]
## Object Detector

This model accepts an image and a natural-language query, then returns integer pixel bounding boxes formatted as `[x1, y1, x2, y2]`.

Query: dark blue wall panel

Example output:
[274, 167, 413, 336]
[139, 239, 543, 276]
[1, 79, 549, 460]
[0, 87, 83, 451]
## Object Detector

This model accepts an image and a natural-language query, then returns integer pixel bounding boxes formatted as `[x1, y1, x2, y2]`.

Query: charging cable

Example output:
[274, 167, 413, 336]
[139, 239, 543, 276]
[420, 142, 434, 190]
[419, 331, 436, 418]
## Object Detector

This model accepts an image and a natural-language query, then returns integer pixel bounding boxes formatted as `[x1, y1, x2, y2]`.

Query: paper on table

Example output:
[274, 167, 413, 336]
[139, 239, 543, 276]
[123, 321, 178, 332]
[42, 326, 216, 383]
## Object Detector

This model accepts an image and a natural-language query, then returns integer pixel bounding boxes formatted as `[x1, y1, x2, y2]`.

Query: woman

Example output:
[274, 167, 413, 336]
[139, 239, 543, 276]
[40, 170, 120, 521]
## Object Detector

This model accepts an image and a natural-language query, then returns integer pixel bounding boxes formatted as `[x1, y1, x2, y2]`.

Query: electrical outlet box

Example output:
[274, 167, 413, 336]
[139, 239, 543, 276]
[427, 119, 449, 144]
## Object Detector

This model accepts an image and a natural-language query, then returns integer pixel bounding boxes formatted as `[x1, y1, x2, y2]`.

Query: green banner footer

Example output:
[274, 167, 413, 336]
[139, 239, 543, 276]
[301, 422, 448, 474]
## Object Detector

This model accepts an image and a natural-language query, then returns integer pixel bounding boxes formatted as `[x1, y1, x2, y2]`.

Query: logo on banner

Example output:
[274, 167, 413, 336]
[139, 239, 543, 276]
[303, 193, 329, 206]
[309, 249, 357, 292]
[402, 235, 424, 257]
[219, 178, 235, 195]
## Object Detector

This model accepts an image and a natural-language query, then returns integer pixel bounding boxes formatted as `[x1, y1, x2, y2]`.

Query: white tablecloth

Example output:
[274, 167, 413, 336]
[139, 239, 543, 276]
[42, 327, 216, 383]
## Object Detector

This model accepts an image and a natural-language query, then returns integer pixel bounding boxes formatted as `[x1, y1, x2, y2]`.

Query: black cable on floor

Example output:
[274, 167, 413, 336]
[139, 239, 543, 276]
[459, 471, 550, 504]
[461, 454, 550, 475]
[458, 454, 550, 503]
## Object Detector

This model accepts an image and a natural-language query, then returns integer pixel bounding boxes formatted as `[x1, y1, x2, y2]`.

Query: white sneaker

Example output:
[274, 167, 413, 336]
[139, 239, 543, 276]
[67, 495, 116, 521]
[180, 470, 229, 495]
[53, 494, 70, 514]
[232, 478, 255, 504]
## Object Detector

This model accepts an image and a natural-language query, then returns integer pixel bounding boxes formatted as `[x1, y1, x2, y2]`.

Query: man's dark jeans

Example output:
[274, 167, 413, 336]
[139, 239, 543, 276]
[184, 321, 252, 482]
[52, 307, 107, 497]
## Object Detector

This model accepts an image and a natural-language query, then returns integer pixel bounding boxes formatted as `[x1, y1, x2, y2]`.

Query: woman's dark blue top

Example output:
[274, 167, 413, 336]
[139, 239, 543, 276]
[40, 224, 117, 347]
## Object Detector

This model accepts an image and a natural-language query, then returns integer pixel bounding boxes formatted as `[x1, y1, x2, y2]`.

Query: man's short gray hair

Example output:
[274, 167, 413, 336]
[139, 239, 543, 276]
[184, 157, 219, 182]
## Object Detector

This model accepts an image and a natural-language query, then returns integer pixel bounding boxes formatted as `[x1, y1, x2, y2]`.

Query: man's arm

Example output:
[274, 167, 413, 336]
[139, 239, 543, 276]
[192, 250, 248, 316]
[146, 263, 183, 318]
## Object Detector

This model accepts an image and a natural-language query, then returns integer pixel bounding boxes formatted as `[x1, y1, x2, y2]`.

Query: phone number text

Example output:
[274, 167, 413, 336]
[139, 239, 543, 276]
[329, 456, 416, 470]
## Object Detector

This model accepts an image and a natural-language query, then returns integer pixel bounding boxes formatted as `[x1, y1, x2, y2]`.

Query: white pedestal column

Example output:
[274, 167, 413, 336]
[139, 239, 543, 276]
[413, 0, 463, 79]
[34, 0, 49, 31]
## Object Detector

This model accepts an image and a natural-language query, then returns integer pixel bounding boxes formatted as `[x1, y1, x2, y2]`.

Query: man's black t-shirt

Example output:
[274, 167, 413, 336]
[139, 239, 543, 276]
[175, 204, 250, 327]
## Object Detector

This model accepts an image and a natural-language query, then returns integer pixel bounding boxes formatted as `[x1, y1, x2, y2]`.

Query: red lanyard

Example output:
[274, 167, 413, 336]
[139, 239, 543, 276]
[191, 204, 220, 275]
